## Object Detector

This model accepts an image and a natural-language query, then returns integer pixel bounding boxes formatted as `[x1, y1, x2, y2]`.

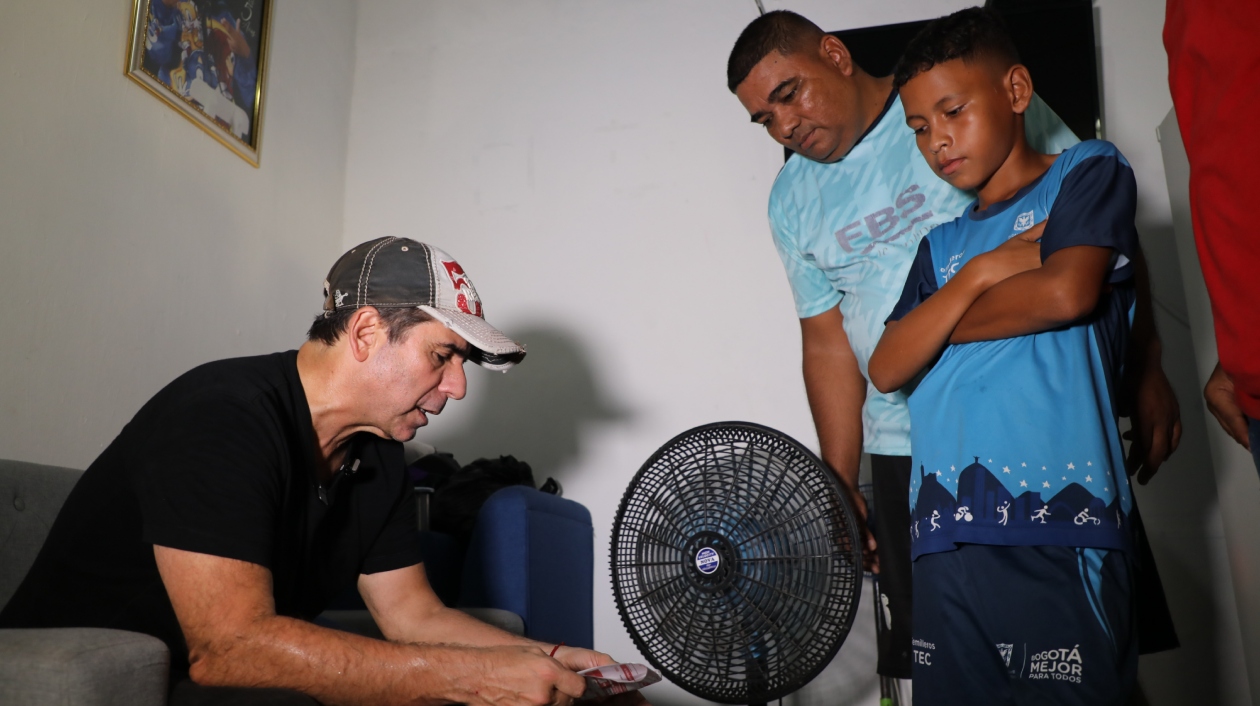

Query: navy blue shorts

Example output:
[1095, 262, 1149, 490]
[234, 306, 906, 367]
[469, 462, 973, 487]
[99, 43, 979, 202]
[911, 544, 1136, 705]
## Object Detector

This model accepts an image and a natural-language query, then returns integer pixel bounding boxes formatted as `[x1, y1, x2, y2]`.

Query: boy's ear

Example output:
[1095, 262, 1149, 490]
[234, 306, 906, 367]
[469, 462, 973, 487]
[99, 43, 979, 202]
[1005, 64, 1034, 115]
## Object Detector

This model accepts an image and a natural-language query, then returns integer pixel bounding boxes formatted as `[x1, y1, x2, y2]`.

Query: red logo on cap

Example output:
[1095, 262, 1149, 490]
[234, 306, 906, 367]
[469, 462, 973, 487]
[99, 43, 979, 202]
[442, 260, 483, 317]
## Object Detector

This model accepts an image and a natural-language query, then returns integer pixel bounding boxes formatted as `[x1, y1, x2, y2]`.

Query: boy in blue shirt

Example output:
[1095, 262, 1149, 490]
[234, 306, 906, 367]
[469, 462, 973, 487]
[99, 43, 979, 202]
[868, 8, 1138, 704]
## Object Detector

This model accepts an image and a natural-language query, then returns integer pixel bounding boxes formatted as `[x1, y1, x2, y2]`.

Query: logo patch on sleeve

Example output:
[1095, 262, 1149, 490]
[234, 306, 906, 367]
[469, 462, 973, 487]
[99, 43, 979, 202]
[1013, 210, 1036, 232]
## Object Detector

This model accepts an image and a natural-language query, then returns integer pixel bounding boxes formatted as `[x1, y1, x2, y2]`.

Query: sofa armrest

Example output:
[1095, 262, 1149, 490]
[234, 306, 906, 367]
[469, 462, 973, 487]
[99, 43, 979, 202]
[0, 628, 168, 706]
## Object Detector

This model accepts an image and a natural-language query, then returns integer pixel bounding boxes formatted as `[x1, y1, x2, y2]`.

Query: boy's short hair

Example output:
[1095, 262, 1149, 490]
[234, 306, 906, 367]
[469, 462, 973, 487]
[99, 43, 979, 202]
[727, 10, 826, 93]
[892, 7, 1020, 89]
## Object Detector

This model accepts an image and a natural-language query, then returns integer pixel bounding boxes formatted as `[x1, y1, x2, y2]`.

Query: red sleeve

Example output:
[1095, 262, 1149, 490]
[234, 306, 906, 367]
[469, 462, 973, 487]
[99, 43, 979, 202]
[1165, 0, 1260, 418]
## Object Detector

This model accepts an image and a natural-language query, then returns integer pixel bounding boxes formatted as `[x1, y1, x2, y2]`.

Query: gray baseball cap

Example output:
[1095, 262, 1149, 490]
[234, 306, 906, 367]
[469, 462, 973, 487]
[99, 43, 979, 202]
[323, 237, 526, 371]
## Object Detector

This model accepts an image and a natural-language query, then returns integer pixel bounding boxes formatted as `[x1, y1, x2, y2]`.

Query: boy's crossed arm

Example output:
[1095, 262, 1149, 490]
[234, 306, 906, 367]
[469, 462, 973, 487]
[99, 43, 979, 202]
[948, 243, 1117, 344]
[868, 222, 1116, 394]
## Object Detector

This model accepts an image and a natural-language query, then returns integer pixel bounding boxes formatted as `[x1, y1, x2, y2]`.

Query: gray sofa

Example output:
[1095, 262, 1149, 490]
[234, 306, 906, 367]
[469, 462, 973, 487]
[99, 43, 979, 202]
[0, 459, 169, 706]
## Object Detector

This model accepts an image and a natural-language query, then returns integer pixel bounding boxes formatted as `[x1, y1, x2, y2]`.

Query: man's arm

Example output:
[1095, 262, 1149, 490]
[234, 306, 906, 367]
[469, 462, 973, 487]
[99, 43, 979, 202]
[359, 562, 614, 674]
[1118, 249, 1181, 482]
[800, 307, 876, 571]
[155, 546, 587, 706]
[1204, 361, 1252, 450]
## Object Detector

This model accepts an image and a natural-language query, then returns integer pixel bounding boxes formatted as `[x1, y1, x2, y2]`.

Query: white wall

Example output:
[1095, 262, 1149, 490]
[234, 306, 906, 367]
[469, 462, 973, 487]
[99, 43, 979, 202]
[1160, 109, 1260, 705]
[0, 0, 359, 469]
[341, 5, 819, 704]
[343, 1, 1248, 704]
[3, 0, 1239, 703]
[1093, 1, 1253, 703]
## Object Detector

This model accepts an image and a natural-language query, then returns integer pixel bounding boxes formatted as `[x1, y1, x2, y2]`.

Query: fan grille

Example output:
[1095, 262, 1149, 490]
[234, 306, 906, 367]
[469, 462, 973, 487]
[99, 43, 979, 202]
[611, 422, 862, 704]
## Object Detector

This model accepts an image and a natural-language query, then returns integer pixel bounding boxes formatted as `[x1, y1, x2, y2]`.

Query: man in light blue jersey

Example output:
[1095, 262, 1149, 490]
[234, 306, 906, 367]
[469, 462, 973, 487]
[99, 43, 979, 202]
[727, 10, 1180, 680]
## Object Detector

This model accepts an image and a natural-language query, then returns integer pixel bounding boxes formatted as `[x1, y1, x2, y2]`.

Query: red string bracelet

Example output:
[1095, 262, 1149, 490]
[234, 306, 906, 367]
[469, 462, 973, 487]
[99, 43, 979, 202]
[549, 641, 565, 657]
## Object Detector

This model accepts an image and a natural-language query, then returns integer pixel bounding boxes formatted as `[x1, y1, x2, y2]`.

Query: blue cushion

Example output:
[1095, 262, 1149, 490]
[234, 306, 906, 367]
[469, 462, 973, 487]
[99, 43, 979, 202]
[459, 487, 593, 648]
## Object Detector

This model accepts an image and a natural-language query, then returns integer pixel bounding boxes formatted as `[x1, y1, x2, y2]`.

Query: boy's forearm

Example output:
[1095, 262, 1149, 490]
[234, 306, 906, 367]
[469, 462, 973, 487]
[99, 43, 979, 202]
[869, 270, 991, 393]
[947, 270, 1072, 343]
[949, 245, 1115, 344]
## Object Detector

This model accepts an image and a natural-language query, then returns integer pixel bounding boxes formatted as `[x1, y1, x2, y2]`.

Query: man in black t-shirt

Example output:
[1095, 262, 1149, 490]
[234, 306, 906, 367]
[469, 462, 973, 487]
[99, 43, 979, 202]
[1, 238, 638, 706]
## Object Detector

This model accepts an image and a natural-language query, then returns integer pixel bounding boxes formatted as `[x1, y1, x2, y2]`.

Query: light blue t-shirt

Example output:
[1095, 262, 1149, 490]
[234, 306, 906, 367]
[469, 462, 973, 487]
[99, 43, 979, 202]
[768, 92, 1079, 455]
[887, 140, 1139, 558]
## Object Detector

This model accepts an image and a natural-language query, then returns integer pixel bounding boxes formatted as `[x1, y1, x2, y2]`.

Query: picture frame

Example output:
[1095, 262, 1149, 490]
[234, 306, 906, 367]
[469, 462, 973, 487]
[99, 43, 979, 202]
[126, 0, 272, 167]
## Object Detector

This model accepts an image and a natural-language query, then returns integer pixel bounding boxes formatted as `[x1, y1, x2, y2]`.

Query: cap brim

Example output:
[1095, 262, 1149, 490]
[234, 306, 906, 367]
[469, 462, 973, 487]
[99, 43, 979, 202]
[419, 305, 526, 371]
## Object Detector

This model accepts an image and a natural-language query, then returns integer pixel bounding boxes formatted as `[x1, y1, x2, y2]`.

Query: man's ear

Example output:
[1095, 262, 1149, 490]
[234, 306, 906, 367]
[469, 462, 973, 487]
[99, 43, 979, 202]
[1006, 64, 1034, 115]
[346, 307, 385, 363]
[820, 34, 855, 76]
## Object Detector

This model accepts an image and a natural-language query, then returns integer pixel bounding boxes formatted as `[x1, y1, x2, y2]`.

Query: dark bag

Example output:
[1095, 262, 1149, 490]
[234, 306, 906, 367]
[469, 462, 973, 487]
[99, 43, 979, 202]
[407, 451, 461, 491]
[430, 455, 536, 544]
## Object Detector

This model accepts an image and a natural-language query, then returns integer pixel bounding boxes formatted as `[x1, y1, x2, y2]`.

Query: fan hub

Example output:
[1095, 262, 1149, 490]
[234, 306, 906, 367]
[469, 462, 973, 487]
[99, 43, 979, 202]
[684, 531, 736, 591]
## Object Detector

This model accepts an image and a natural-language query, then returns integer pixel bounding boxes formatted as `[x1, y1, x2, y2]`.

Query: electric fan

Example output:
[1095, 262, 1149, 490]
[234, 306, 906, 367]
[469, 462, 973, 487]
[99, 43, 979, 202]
[611, 422, 863, 705]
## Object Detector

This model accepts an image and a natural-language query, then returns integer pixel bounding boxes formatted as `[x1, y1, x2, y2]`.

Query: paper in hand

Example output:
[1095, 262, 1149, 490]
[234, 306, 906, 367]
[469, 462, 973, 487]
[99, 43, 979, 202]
[578, 663, 662, 699]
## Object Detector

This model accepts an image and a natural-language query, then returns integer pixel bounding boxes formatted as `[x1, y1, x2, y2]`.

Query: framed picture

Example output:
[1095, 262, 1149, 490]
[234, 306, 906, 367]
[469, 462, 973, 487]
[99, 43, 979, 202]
[126, 0, 272, 166]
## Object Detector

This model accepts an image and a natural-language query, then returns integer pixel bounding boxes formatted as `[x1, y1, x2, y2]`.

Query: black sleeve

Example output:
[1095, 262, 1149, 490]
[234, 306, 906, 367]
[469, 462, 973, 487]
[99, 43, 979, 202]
[133, 391, 284, 568]
[887, 237, 939, 323]
[1041, 154, 1139, 283]
[361, 451, 424, 575]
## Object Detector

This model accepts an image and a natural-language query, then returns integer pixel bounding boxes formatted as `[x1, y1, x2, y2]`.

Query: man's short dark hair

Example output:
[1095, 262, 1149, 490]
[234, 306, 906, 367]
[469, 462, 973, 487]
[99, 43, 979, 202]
[727, 10, 826, 93]
[307, 306, 435, 346]
[892, 7, 1020, 89]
